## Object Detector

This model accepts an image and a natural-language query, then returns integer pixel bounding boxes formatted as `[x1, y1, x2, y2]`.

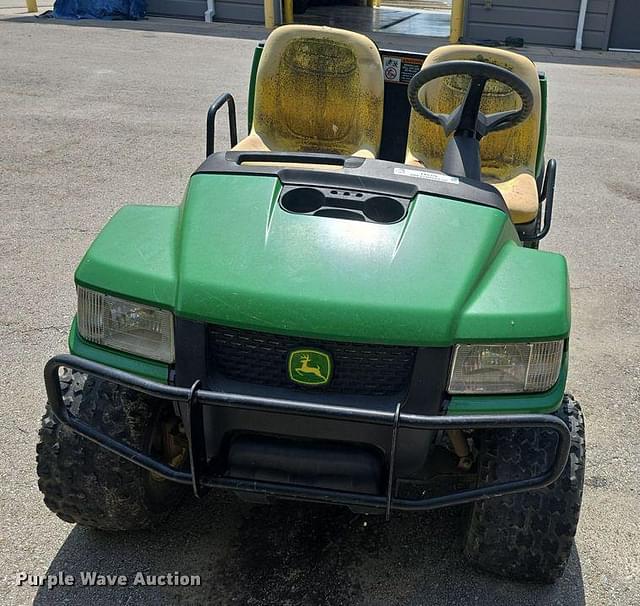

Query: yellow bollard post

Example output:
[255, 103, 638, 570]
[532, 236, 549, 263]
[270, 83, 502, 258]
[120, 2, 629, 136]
[283, 0, 293, 24]
[449, 0, 465, 44]
[26, 0, 38, 12]
[264, 0, 275, 29]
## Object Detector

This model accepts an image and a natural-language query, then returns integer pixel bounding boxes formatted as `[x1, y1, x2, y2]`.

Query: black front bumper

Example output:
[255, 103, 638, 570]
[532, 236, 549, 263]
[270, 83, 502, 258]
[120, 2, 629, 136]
[45, 354, 571, 519]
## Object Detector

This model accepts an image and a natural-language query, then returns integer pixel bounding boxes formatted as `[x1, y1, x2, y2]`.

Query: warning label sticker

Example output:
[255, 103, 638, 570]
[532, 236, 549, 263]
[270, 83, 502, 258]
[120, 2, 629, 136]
[382, 56, 401, 82]
[393, 167, 460, 185]
[382, 55, 423, 84]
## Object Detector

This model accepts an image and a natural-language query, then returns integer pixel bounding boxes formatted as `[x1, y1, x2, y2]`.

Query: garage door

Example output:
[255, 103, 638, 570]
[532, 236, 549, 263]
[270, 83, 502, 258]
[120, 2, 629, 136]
[608, 0, 640, 51]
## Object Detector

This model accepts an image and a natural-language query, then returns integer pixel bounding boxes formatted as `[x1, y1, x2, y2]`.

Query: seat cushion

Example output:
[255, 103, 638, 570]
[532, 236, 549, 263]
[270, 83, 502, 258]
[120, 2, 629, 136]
[232, 132, 270, 152]
[491, 172, 539, 224]
[233, 132, 375, 159]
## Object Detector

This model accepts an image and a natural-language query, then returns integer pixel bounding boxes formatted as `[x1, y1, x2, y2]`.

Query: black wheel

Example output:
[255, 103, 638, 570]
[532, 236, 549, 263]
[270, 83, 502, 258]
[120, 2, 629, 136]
[465, 395, 585, 583]
[37, 369, 190, 531]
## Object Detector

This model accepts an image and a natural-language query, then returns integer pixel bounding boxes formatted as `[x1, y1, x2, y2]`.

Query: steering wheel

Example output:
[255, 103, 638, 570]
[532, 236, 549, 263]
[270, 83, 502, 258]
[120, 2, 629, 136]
[407, 60, 534, 139]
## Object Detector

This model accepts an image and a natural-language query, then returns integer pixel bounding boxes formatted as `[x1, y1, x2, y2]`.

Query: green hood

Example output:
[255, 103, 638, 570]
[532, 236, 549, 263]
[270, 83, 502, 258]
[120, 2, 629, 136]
[75, 173, 570, 346]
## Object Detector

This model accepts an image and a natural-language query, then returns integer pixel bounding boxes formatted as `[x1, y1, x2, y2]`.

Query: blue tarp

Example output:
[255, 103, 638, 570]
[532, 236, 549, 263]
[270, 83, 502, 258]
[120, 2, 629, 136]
[53, 0, 145, 19]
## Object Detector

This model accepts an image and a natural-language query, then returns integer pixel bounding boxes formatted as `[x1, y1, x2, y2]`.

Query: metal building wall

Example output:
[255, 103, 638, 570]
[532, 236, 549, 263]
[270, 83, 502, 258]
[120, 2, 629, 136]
[147, 0, 207, 18]
[463, 0, 616, 50]
[214, 0, 265, 23]
[147, 0, 265, 22]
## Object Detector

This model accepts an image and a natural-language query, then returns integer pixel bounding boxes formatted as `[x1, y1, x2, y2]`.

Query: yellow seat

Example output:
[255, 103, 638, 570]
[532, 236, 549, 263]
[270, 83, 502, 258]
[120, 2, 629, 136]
[233, 25, 384, 159]
[405, 45, 542, 224]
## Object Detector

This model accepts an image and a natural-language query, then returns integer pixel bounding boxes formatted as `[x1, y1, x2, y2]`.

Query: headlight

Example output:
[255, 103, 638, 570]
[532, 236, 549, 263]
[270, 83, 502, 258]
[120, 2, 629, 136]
[77, 287, 174, 363]
[448, 341, 563, 394]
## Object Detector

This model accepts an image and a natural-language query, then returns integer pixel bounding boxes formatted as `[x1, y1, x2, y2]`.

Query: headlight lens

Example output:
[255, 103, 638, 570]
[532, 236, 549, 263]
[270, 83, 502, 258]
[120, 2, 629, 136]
[77, 287, 174, 363]
[448, 341, 564, 394]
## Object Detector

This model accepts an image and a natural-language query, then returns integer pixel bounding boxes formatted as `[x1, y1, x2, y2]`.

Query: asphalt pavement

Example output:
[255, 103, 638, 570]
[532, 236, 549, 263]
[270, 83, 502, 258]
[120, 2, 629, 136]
[0, 9, 639, 606]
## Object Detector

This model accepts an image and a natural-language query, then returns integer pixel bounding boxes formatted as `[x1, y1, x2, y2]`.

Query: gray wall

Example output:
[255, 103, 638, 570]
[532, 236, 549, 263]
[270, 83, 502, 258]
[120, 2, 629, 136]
[464, 0, 616, 50]
[146, 0, 264, 22]
[146, 0, 207, 18]
[608, 0, 640, 50]
[214, 0, 265, 23]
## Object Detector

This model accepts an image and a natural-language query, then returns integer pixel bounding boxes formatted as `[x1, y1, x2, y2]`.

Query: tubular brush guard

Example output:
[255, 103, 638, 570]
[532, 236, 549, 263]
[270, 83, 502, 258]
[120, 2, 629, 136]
[45, 354, 571, 520]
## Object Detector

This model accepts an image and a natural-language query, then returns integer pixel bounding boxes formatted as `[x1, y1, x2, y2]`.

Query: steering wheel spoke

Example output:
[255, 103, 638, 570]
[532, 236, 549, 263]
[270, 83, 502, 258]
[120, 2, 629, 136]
[457, 74, 489, 135]
[480, 109, 523, 135]
[441, 106, 463, 136]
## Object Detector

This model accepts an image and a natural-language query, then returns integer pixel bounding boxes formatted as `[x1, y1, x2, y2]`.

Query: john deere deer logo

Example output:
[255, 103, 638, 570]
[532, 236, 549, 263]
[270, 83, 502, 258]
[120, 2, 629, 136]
[288, 348, 333, 386]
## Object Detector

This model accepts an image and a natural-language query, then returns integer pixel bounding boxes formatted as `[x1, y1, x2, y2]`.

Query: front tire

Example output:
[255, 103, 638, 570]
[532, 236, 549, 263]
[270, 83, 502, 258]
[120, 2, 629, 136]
[465, 395, 585, 583]
[37, 369, 189, 531]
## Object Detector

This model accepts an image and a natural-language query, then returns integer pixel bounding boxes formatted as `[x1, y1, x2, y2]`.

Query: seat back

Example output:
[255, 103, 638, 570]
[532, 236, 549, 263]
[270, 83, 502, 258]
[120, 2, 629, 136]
[250, 25, 384, 158]
[405, 45, 542, 182]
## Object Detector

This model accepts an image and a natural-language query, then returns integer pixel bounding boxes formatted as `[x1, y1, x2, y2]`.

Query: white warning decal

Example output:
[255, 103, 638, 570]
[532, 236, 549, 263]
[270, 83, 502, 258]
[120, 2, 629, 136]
[393, 167, 460, 184]
[382, 56, 401, 82]
[382, 54, 423, 84]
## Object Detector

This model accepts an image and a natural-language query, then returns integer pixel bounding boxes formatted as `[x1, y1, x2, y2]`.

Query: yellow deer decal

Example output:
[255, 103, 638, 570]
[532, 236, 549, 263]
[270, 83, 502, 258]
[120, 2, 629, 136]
[295, 353, 328, 381]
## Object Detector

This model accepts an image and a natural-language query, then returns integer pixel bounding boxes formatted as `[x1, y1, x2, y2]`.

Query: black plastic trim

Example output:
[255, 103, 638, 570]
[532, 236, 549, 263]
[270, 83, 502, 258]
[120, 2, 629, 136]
[174, 317, 207, 386]
[194, 152, 509, 215]
[403, 347, 451, 415]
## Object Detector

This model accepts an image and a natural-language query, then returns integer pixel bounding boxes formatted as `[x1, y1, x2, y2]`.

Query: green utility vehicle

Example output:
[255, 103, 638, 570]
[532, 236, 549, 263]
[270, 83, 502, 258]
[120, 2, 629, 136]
[38, 25, 585, 583]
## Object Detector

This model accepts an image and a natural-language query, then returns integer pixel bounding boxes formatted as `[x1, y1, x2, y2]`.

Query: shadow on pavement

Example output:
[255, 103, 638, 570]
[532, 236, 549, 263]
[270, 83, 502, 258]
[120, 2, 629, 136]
[35, 491, 586, 605]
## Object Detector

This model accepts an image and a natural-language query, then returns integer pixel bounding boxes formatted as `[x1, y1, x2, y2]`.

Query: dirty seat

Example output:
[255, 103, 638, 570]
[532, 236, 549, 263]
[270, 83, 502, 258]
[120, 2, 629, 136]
[405, 45, 543, 224]
[233, 25, 384, 159]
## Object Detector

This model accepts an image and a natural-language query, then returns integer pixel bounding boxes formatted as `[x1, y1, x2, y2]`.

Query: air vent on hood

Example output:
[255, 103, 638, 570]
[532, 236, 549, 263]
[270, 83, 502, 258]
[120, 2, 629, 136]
[280, 185, 409, 224]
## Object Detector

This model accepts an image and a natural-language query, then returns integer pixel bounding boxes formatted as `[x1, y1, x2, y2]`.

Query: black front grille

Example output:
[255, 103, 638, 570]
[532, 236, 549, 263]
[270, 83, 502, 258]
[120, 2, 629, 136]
[208, 325, 417, 396]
